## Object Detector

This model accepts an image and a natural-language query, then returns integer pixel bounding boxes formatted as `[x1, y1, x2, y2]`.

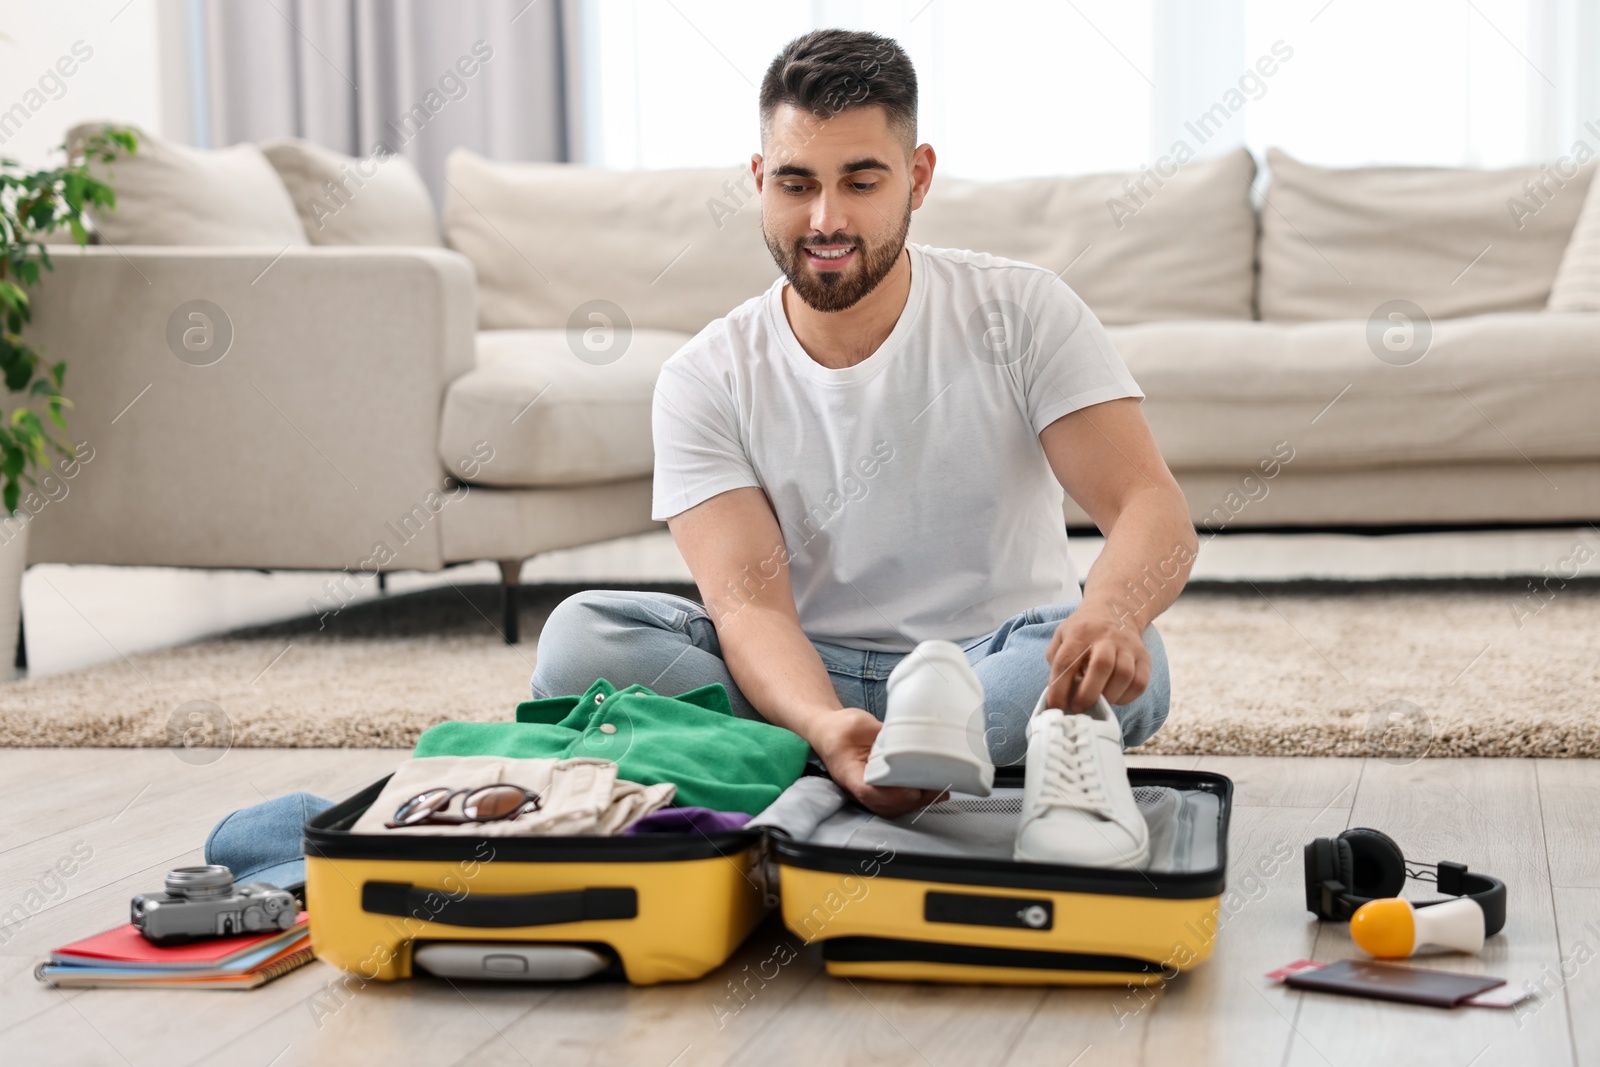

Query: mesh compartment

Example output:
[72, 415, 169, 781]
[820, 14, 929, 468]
[1132, 786, 1172, 809]
[809, 785, 1219, 872]
[918, 795, 1023, 816]
[916, 788, 1171, 817]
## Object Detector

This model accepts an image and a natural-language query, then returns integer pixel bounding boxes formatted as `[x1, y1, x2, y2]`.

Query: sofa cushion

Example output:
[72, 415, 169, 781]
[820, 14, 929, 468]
[1112, 314, 1600, 472]
[909, 148, 1258, 324]
[440, 328, 690, 487]
[260, 138, 441, 246]
[1259, 147, 1594, 322]
[1548, 161, 1600, 311]
[68, 122, 307, 246]
[444, 150, 777, 333]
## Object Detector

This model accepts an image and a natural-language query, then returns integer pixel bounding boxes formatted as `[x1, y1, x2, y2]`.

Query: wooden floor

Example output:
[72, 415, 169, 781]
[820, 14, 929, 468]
[1, 749, 1595, 1067]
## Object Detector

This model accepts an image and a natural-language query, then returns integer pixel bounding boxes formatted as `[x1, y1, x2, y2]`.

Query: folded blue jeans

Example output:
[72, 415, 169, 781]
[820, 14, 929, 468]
[529, 590, 1169, 766]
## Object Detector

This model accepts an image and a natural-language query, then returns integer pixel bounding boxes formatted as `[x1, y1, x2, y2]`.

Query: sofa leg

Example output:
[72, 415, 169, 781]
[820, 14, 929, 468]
[498, 559, 523, 645]
[377, 572, 387, 593]
[13, 610, 24, 671]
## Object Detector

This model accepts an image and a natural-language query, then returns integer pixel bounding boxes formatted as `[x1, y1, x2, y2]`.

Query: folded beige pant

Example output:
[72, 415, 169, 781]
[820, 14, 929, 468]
[350, 756, 676, 837]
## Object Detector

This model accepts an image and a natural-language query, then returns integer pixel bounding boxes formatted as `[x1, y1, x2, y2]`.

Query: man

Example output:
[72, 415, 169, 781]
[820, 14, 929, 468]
[531, 29, 1195, 820]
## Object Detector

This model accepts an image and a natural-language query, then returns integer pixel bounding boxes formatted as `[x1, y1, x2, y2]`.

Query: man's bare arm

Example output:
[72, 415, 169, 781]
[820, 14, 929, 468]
[1038, 397, 1196, 711]
[666, 487, 942, 815]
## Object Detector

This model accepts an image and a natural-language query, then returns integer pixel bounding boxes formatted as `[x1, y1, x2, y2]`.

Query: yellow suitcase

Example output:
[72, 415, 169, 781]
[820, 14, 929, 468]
[303, 775, 769, 985]
[772, 768, 1233, 985]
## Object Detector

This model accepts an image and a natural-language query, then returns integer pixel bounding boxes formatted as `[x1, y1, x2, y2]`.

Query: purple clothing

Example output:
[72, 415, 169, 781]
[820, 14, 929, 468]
[625, 807, 753, 835]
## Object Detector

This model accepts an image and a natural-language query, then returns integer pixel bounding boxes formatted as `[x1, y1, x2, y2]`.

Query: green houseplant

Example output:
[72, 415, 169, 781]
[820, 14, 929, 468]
[0, 125, 135, 676]
[0, 125, 135, 515]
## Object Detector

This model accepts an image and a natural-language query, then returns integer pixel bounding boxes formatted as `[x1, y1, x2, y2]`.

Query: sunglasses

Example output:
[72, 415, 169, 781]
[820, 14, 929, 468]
[384, 784, 544, 829]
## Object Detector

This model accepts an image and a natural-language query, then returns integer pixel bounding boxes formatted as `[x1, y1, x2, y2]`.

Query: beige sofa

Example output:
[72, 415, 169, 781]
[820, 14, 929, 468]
[23, 131, 1600, 643]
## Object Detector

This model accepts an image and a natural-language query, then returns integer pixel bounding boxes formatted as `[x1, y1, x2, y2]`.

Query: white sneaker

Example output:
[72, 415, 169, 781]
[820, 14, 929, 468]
[864, 640, 994, 797]
[1014, 688, 1149, 869]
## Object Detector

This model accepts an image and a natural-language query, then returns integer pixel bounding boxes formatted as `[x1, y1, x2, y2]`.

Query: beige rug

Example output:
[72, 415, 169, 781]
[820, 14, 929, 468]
[2, 581, 1596, 757]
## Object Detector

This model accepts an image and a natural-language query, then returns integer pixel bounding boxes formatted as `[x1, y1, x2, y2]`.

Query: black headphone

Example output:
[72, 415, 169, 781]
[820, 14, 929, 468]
[1303, 828, 1507, 937]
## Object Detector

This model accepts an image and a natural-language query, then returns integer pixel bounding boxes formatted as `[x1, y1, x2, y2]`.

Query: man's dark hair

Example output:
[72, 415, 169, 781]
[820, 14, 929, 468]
[759, 29, 917, 153]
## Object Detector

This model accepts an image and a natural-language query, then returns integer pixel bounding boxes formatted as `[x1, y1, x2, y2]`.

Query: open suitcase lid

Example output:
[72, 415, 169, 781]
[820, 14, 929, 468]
[768, 768, 1233, 900]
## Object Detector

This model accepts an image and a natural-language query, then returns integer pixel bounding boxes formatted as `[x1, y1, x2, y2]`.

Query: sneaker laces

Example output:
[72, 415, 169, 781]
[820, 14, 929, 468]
[1037, 714, 1113, 816]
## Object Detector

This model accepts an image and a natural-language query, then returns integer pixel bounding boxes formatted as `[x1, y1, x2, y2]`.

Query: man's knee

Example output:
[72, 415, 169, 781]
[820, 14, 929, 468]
[531, 591, 604, 697]
[1119, 622, 1170, 748]
[535, 589, 610, 653]
[530, 589, 705, 698]
[530, 590, 670, 697]
[985, 620, 1171, 763]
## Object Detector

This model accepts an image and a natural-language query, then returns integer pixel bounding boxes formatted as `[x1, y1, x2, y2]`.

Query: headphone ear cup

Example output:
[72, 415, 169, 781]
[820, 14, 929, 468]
[1342, 827, 1406, 899]
[1305, 838, 1337, 916]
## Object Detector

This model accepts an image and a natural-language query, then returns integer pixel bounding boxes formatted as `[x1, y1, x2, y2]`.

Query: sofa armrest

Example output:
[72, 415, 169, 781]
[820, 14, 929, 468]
[21, 246, 477, 571]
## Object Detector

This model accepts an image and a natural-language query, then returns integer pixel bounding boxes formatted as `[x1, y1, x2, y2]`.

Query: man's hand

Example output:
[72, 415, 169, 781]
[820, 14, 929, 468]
[1044, 601, 1151, 713]
[808, 707, 947, 818]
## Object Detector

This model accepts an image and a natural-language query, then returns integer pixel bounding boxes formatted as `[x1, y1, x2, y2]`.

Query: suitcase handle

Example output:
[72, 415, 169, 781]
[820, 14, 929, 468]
[361, 882, 637, 928]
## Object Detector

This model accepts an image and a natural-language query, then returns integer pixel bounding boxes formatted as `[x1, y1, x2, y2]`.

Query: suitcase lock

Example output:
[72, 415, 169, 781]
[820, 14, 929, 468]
[924, 891, 1055, 931]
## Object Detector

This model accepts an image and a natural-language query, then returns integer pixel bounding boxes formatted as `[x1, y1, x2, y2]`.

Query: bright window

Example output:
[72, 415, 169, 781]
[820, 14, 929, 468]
[1244, 0, 1541, 168]
[575, 0, 1154, 177]
[574, 0, 1598, 175]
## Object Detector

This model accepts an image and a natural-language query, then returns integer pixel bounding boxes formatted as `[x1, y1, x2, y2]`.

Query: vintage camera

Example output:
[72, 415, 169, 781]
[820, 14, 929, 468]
[131, 865, 297, 945]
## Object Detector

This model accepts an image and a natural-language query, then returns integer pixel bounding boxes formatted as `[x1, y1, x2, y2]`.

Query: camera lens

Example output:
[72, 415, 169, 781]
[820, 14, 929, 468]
[165, 865, 234, 899]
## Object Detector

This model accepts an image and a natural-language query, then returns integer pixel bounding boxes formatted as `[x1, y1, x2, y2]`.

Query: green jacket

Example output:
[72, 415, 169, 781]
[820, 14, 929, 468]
[413, 678, 811, 816]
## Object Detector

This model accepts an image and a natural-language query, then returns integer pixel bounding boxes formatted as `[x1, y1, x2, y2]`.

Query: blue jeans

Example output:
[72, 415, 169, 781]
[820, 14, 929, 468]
[528, 590, 1170, 766]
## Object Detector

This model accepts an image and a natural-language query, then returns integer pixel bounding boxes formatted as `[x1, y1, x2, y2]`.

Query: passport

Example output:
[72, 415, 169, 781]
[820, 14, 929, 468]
[1283, 958, 1505, 1007]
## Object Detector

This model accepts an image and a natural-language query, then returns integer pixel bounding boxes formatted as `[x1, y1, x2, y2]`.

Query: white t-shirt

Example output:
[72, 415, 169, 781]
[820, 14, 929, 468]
[651, 242, 1144, 653]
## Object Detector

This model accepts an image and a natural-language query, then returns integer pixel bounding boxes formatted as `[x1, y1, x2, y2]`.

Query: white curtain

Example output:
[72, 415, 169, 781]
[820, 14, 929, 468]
[194, 0, 577, 201]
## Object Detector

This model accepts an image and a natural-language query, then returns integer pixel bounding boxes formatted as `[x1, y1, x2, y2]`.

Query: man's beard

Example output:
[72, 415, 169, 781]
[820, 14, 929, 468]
[763, 199, 912, 313]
